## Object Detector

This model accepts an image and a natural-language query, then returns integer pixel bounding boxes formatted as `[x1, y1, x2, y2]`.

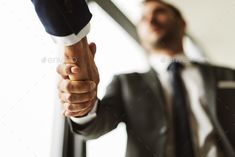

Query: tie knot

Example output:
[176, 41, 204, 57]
[167, 61, 184, 72]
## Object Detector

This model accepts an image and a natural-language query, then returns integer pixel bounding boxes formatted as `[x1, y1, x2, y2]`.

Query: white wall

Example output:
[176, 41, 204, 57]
[0, 1, 234, 157]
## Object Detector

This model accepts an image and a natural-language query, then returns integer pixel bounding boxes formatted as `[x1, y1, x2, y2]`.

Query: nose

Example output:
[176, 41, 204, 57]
[149, 15, 156, 25]
[146, 13, 156, 25]
[150, 16, 156, 25]
[142, 12, 158, 27]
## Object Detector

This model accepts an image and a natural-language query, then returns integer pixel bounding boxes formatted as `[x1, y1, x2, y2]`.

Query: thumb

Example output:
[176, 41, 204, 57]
[89, 42, 97, 57]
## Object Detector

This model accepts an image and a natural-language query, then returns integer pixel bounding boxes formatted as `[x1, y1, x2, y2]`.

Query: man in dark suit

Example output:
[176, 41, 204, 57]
[55, 0, 235, 157]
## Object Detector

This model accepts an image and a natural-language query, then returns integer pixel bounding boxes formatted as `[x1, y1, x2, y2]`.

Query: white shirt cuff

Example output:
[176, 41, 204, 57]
[50, 23, 90, 46]
[70, 100, 98, 125]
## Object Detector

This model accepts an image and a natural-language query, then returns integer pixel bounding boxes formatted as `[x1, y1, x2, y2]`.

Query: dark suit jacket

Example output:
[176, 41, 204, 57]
[69, 62, 235, 157]
[31, 0, 92, 36]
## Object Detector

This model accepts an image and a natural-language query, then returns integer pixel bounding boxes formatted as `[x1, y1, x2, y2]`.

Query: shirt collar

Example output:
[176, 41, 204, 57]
[149, 53, 192, 74]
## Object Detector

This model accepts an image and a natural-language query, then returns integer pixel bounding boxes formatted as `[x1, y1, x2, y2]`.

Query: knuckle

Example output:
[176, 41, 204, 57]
[89, 82, 95, 90]
[66, 94, 73, 103]
[75, 112, 84, 117]
[75, 82, 81, 91]
[81, 102, 89, 108]
[65, 103, 75, 112]
[75, 105, 82, 111]
[65, 81, 72, 92]
[67, 104, 74, 111]
[88, 92, 94, 98]
[76, 102, 89, 111]
[77, 110, 87, 116]
[88, 84, 92, 91]
[89, 91, 96, 100]
[81, 103, 92, 112]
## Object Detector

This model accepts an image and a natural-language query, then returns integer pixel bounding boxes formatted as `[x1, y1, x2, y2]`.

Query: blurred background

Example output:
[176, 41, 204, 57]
[0, 0, 234, 157]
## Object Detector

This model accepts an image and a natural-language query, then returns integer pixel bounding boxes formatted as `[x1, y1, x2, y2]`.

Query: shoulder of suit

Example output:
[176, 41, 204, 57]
[193, 61, 234, 71]
[113, 71, 150, 83]
[115, 72, 142, 79]
[192, 61, 235, 80]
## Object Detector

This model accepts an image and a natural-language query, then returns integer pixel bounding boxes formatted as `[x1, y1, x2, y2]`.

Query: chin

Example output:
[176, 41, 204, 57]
[149, 36, 160, 44]
[150, 31, 164, 40]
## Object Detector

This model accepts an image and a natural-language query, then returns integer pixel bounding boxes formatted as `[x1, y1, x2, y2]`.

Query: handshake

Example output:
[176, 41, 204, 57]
[57, 37, 99, 117]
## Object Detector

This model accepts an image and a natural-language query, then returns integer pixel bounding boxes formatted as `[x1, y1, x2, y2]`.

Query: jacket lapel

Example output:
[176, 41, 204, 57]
[195, 62, 235, 157]
[141, 68, 167, 112]
[141, 68, 167, 157]
[194, 62, 217, 118]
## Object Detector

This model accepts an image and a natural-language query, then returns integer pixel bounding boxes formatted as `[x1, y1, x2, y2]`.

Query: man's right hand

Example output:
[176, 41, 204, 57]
[57, 38, 99, 117]
[57, 64, 98, 117]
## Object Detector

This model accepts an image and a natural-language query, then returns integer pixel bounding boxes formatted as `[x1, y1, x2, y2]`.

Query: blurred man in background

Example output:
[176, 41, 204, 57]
[55, 0, 235, 157]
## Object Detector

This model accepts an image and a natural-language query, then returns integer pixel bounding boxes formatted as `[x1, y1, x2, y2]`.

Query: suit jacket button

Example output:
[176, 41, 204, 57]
[159, 126, 167, 135]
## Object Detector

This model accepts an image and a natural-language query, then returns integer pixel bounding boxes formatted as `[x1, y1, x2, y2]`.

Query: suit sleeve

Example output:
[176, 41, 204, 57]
[68, 75, 126, 140]
[31, 0, 92, 44]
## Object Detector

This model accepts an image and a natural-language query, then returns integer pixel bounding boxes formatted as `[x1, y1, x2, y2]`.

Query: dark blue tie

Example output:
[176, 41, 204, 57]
[168, 62, 195, 157]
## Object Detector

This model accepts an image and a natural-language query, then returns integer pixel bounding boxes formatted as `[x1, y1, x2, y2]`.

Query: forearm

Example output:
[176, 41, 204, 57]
[68, 100, 123, 140]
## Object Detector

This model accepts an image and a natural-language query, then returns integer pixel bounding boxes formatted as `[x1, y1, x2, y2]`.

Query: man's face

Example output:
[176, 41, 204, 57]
[137, 1, 185, 51]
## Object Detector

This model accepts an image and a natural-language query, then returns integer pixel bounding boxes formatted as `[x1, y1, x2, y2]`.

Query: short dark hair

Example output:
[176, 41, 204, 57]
[143, 0, 184, 20]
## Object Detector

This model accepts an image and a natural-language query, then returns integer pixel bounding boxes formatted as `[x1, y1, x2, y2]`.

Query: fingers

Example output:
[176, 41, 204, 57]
[59, 91, 97, 103]
[63, 103, 94, 117]
[63, 100, 94, 112]
[62, 97, 97, 117]
[57, 64, 78, 78]
[57, 79, 97, 117]
[58, 80, 96, 94]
